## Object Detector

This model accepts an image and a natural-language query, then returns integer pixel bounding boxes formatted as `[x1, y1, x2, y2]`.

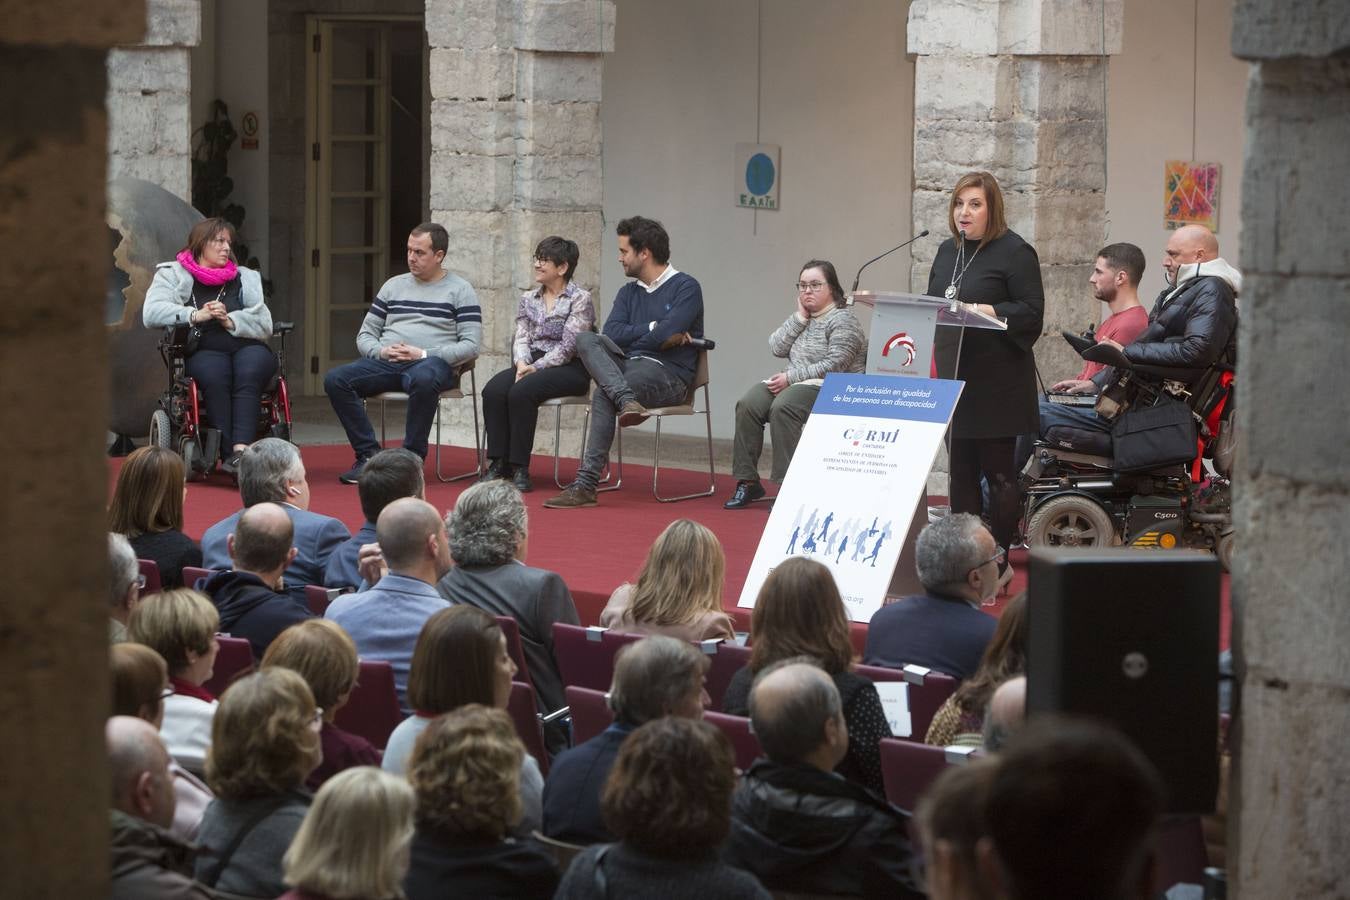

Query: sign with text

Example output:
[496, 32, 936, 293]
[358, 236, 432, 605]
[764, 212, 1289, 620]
[735, 142, 780, 210]
[737, 374, 962, 623]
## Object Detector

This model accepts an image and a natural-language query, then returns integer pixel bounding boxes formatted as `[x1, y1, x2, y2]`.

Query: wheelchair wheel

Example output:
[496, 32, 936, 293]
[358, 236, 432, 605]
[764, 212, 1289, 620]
[149, 409, 172, 449]
[1216, 530, 1234, 573]
[1026, 495, 1117, 549]
[179, 435, 206, 481]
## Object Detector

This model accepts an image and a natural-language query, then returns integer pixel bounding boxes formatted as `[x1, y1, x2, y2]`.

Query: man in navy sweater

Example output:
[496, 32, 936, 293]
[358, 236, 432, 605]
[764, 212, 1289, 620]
[545, 216, 704, 508]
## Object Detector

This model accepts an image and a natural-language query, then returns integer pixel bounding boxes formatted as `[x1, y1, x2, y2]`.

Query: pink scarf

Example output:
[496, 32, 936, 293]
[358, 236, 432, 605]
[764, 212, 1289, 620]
[177, 248, 238, 286]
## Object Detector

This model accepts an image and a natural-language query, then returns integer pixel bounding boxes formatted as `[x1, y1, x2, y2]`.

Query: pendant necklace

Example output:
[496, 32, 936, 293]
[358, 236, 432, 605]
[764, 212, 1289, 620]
[944, 240, 982, 301]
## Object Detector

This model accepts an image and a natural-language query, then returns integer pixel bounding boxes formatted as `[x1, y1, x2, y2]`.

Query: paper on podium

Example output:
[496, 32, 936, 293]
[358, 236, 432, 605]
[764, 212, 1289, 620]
[937, 301, 1007, 331]
[874, 680, 912, 738]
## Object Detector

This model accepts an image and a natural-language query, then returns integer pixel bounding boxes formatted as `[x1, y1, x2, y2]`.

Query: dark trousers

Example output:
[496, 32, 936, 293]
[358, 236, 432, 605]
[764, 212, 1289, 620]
[482, 355, 592, 468]
[186, 341, 277, 452]
[323, 356, 458, 459]
[949, 436, 1021, 551]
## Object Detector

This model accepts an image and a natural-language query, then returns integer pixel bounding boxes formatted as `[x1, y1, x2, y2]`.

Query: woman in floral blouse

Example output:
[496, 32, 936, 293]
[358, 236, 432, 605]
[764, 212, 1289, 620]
[480, 236, 596, 492]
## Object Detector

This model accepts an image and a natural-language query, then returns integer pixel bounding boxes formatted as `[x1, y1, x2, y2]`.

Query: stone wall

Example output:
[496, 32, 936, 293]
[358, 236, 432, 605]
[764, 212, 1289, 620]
[427, 0, 614, 451]
[1229, 1, 1350, 894]
[106, 0, 200, 200]
[1, 3, 144, 895]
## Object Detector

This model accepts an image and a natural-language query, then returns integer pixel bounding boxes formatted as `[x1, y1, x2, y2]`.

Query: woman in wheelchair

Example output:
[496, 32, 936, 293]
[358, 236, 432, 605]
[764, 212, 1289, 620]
[143, 217, 274, 475]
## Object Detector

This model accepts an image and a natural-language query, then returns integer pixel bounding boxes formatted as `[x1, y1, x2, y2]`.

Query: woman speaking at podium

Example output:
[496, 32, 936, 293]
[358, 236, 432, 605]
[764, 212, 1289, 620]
[927, 171, 1043, 571]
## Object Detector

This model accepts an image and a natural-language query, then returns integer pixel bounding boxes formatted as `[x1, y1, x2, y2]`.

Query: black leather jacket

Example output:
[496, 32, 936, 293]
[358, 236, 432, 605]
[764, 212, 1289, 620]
[1125, 271, 1238, 371]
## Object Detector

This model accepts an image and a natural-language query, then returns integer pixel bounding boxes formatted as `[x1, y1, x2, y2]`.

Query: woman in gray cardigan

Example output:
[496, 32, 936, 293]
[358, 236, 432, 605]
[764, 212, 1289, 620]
[724, 259, 866, 509]
[143, 217, 274, 474]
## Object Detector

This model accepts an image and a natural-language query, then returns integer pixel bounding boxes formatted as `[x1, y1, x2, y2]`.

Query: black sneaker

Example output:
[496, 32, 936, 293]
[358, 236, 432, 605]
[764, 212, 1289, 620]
[512, 467, 534, 493]
[480, 459, 511, 482]
[339, 456, 371, 484]
[724, 480, 766, 509]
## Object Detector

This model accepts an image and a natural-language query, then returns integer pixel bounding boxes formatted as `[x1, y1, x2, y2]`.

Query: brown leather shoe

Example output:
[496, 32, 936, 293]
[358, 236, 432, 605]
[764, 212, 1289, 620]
[617, 400, 650, 427]
[542, 484, 598, 509]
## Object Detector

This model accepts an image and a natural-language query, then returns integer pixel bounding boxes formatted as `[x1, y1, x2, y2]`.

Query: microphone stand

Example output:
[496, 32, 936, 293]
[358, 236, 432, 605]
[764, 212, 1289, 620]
[849, 229, 931, 298]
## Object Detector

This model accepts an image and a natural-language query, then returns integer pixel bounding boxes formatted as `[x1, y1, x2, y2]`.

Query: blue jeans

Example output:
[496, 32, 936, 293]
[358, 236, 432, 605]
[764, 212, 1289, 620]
[323, 356, 459, 459]
[573, 332, 688, 489]
[186, 340, 277, 451]
[1037, 399, 1112, 438]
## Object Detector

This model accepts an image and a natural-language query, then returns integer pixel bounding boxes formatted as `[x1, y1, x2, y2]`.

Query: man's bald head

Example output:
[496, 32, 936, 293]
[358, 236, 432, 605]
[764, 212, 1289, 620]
[107, 716, 175, 828]
[1164, 225, 1219, 284]
[377, 497, 446, 572]
[230, 501, 295, 574]
[984, 675, 1026, 751]
[749, 660, 845, 767]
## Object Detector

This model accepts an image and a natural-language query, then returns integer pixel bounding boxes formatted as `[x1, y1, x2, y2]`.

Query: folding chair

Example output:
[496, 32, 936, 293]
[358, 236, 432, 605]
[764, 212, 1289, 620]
[564, 685, 615, 745]
[204, 635, 255, 698]
[856, 663, 959, 742]
[368, 363, 482, 482]
[305, 585, 346, 617]
[138, 559, 163, 595]
[705, 711, 763, 770]
[878, 737, 979, 812]
[550, 623, 644, 692]
[699, 639, 752, 712]
[508, 681, 551, 775]
[333, 659, 403, 751]
[540, 389, 614, 489]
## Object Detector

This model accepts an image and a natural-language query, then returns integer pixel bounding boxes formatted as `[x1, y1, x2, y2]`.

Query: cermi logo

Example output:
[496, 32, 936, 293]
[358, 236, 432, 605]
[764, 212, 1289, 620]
[881, 332, 917, 367]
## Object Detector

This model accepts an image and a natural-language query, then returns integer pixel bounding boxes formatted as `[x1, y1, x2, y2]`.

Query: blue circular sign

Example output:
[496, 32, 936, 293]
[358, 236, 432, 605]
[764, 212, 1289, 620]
[745, 152, 775, 196]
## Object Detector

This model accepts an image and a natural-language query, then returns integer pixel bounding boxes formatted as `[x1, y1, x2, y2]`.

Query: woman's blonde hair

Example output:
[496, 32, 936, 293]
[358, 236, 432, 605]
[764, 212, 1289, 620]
[205, 668, 322, 800]
[627, 519, 725, 627]
[408, 705, 523, 840]
[127, 588, 219, 676]
[108, 445, 186, 537]
[262, 619, 360, 712]
[282, 767, 415, 900]
[111, 642, 169, 720]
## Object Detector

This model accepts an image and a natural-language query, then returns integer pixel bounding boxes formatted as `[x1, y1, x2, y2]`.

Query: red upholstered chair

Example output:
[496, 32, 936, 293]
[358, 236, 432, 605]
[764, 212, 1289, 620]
[494, 616, 535, 691]
[334, 659, 403, 751]
[181, 566, 215, 592]
[856, 663, 958, 743]
[203, 635, 254, 698]
[704, 711, 762, 771]
[508, 681, 550, 775]
[701, 639, 752, 712]
[878, 737, 979, 812]
[138, 559, 162, 595]
[565, 685, 615, 745]
[551, 623, 644, 692]
[305, 585, 340, 617]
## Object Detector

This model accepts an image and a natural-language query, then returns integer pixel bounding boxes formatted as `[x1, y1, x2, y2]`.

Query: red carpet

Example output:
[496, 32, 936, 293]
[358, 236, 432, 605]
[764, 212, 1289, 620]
[111, 443, 1231, 651]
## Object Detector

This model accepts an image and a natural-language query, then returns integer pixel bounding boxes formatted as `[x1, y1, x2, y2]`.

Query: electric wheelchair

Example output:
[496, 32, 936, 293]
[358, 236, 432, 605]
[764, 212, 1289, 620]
[148, 321, 295, 480]
[1019, 341, 1236, 571]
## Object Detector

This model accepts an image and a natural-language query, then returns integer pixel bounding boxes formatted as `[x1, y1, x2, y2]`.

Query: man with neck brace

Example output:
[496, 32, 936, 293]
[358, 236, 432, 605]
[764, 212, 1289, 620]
[1034, 224, 1239, 444]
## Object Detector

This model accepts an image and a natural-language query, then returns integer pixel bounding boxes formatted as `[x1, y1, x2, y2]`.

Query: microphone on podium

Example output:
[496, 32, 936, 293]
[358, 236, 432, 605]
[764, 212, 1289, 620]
[849, 229, 931, 296]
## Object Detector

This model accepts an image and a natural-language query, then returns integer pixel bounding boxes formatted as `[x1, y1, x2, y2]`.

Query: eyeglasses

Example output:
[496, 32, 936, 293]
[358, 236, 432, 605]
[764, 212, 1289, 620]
[796, 281, 828, 293]
[135, 574, 147, 590]
[970, 545, 1007, 573]
[311, 708, 325, 731]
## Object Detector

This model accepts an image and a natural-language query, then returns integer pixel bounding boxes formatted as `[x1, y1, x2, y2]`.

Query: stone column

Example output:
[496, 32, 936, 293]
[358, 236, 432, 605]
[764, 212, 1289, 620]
[908, 0, 1123, 392]
[426, 0, 614, 453]
[1, 3, 144, 896]
[107, 0, 201, 201]
[1230, 3, 1350, 895]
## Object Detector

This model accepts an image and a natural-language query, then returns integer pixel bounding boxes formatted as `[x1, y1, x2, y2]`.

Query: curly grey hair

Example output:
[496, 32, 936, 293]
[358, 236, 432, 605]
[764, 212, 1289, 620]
[238, 438, 304, 506]
[108, 532, 140, 607]
[447, 479, 527, 567]
[915, 512, 987, 591]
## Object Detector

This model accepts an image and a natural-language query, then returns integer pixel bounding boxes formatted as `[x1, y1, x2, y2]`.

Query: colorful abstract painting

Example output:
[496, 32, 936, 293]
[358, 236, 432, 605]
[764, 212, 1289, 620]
[1164, 160, 1221, 230]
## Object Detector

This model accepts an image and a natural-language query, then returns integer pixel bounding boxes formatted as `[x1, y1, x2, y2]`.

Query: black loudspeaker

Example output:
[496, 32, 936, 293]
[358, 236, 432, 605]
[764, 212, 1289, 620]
[1026, 548, 1220, 814]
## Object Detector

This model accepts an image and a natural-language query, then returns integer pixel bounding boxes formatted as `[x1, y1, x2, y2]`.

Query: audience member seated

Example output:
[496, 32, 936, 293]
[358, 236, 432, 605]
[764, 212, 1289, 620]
[926, 592, 1028, 747]
[405, 705, 559, 900]
[982, 675, 1026, 752]
[724, 258, 866, 509]
[202, 438, 351, 601]
[278, 767, 415, 900]
[382, 605, 543, 836]
[327, 498, 451, 710]
[128, 588, 220, 772]
[324, 447, 425, 591]
[978, 717, 1165, 900]
[107, 532, 144, 644]
[107, 716, 215, 900]
[555, 718, 769, 900]
[913, 758, 998, 900]
[263, 619, 381, 790]
[600, 519, 736, 642]
[722, 557, 890, 794]
[543, 635, 710, 844]
[109, 445, 203, 589]
[435, 479, 579, 752]
[202, 502, 312, 660]
[863, 512, 1000, 679]
[723, 661, 924, 899]
[111, 642, 213, 841]
[195, 668, 322, 898]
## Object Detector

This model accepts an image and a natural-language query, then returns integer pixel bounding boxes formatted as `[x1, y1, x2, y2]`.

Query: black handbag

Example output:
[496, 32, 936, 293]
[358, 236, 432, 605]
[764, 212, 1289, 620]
[1111, 397, 1198, 472]
[184, 325, 203, 355]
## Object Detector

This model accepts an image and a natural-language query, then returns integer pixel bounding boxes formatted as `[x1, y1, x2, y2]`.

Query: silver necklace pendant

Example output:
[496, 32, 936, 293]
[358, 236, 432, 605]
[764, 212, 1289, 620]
[944, 284, 957, 301]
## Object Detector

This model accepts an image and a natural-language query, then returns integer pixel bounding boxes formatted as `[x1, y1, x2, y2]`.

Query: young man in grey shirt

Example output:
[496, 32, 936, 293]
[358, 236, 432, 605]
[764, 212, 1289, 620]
[324, 222, 481, 483]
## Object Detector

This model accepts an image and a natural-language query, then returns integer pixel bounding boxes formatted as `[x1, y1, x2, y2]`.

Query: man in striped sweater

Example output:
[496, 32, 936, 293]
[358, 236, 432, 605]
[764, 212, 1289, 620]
[324, 222, 482, 483]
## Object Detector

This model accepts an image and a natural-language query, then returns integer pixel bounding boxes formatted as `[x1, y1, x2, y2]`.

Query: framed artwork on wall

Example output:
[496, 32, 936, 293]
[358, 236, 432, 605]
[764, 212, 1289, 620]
[1164, 160, 1221, 231]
